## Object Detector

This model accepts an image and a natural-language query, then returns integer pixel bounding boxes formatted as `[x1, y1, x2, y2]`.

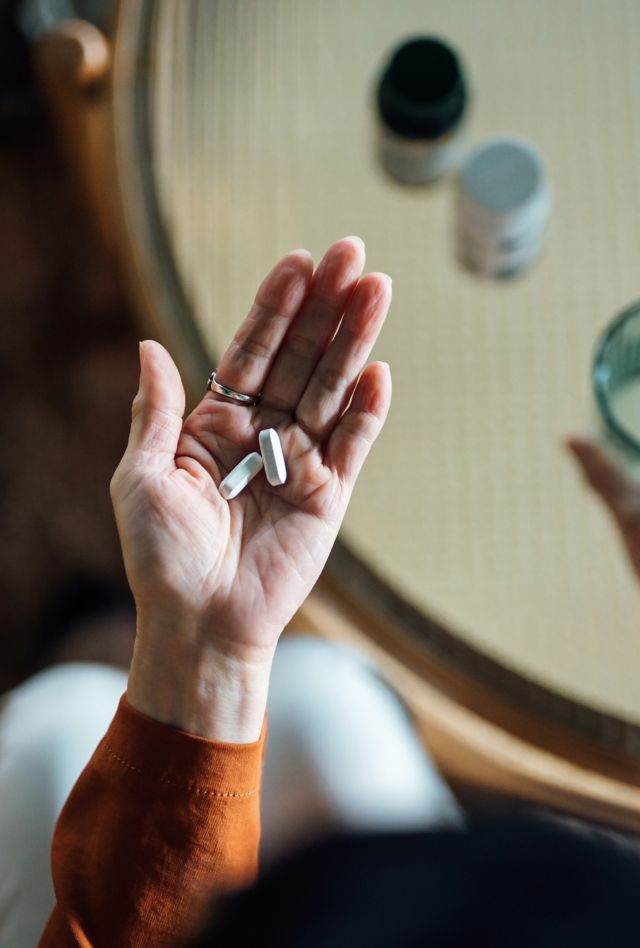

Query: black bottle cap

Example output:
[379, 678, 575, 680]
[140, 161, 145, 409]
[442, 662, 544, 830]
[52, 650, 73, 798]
[377, 36, 468, 140]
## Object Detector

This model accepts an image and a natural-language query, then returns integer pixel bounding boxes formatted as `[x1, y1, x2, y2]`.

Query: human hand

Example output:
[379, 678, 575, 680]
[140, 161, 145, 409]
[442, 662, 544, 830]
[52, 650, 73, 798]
[111, 237, 391, 739]
[566, 437, 640, 580]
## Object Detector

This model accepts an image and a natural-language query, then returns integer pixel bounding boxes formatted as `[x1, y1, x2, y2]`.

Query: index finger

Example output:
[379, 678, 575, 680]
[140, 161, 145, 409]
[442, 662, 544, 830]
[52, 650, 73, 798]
[212, 249, 314, 398]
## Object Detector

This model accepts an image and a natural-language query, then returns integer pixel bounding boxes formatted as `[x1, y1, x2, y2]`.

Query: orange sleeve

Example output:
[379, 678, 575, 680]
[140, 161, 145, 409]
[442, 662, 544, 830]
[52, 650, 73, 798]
[38, 695, 266, 948]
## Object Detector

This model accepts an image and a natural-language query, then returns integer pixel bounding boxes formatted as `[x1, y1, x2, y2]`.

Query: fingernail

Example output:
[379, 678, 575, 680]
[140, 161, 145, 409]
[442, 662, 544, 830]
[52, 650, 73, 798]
[289, 248, 313, 259]
[371, 272, 392, 291]
[344, 235, 365, 250]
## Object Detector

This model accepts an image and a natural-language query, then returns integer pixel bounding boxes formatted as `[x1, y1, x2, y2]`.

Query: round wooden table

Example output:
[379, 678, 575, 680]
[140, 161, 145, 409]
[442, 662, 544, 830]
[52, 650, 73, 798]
[106, 0, 640, 825]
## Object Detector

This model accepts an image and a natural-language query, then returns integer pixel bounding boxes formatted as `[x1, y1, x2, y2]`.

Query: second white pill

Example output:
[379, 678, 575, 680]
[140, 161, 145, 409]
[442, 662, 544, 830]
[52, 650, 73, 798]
[259, 428, 287, 486]
[219, 452, 264, 500]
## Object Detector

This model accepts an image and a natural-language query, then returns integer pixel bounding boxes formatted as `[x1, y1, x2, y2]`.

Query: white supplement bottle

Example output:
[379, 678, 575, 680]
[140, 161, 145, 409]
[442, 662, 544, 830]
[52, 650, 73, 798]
[455, 136, 551, 278]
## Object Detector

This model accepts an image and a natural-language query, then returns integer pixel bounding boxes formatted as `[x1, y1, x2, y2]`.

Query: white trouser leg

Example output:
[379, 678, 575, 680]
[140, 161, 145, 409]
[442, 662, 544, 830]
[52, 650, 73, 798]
[0, 663, 127, 948]
[260, 635, 464, 868]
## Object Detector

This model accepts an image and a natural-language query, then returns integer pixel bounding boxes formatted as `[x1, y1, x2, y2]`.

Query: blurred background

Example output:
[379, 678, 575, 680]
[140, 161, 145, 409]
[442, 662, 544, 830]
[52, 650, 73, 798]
[0, 0, 137, 692]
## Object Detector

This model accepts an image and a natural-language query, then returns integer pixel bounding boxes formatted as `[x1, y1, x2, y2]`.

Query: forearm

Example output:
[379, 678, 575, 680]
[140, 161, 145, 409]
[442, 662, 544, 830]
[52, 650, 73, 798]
[126, 613, 276, 743]
[40, 610, 273, 947]
[40, 694, 266, 947]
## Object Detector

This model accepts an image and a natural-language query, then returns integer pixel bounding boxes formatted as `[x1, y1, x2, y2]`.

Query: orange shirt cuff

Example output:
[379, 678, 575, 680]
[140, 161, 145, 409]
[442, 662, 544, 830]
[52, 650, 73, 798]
[101, 694, 267, 796]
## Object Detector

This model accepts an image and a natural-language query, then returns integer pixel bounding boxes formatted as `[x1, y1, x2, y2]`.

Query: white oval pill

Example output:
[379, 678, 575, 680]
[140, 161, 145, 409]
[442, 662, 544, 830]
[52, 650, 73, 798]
[259, 428, 287, 486]
[219, 452, 263, 500]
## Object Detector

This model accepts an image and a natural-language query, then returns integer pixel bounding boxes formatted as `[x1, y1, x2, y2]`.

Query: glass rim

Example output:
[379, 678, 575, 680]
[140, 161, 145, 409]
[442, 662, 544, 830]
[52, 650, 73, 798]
[593, 300, 640, 455]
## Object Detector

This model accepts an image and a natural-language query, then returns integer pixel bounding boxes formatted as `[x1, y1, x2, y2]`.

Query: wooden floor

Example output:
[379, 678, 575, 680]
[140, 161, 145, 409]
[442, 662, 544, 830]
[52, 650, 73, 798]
[0, 109, 138, 692]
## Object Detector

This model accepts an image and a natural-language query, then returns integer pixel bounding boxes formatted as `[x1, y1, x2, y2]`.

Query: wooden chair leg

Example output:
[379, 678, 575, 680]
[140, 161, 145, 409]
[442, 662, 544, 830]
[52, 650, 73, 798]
[32, 19, 115, 251]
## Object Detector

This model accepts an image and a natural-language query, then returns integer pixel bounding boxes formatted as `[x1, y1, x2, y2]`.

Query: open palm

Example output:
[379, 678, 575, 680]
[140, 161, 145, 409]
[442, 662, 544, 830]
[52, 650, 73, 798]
[111, 237, 391, 663]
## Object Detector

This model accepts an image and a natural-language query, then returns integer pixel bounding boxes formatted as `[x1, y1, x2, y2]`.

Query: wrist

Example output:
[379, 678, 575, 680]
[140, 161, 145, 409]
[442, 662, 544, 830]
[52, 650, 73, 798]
[126, 622, 275, 743]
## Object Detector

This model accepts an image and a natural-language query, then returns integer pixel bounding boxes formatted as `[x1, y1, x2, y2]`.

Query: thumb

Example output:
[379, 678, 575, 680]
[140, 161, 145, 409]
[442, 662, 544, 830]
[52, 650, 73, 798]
[565, 436, 633, 516]
[127, 340, 186, 458]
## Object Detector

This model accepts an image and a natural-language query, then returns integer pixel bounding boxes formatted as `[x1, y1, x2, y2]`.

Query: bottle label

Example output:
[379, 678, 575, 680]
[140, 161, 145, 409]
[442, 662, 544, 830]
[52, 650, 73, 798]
[378, 127, 464, 183]
[455, 218, 547, 277]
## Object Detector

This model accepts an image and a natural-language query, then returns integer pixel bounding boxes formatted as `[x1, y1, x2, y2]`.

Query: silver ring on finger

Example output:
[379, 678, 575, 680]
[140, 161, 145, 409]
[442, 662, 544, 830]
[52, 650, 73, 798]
[207, 370, 261, 407]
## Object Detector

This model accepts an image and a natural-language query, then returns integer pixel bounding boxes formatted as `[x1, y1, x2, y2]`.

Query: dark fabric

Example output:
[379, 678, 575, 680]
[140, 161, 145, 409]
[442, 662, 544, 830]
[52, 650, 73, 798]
[201, 815, 640, 947]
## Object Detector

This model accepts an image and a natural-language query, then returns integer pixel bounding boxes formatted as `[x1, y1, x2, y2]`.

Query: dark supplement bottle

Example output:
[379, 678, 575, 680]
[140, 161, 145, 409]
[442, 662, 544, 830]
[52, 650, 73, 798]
[377, 35, 469, 184]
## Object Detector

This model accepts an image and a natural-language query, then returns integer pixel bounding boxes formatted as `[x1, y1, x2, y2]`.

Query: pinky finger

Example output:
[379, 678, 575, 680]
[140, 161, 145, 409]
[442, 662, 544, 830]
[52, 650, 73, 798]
[325, 362, 392, 485]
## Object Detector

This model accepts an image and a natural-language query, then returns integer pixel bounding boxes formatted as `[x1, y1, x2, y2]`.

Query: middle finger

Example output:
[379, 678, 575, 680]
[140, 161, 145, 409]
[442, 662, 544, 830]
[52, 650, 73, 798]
[295, 271, 392, 442]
